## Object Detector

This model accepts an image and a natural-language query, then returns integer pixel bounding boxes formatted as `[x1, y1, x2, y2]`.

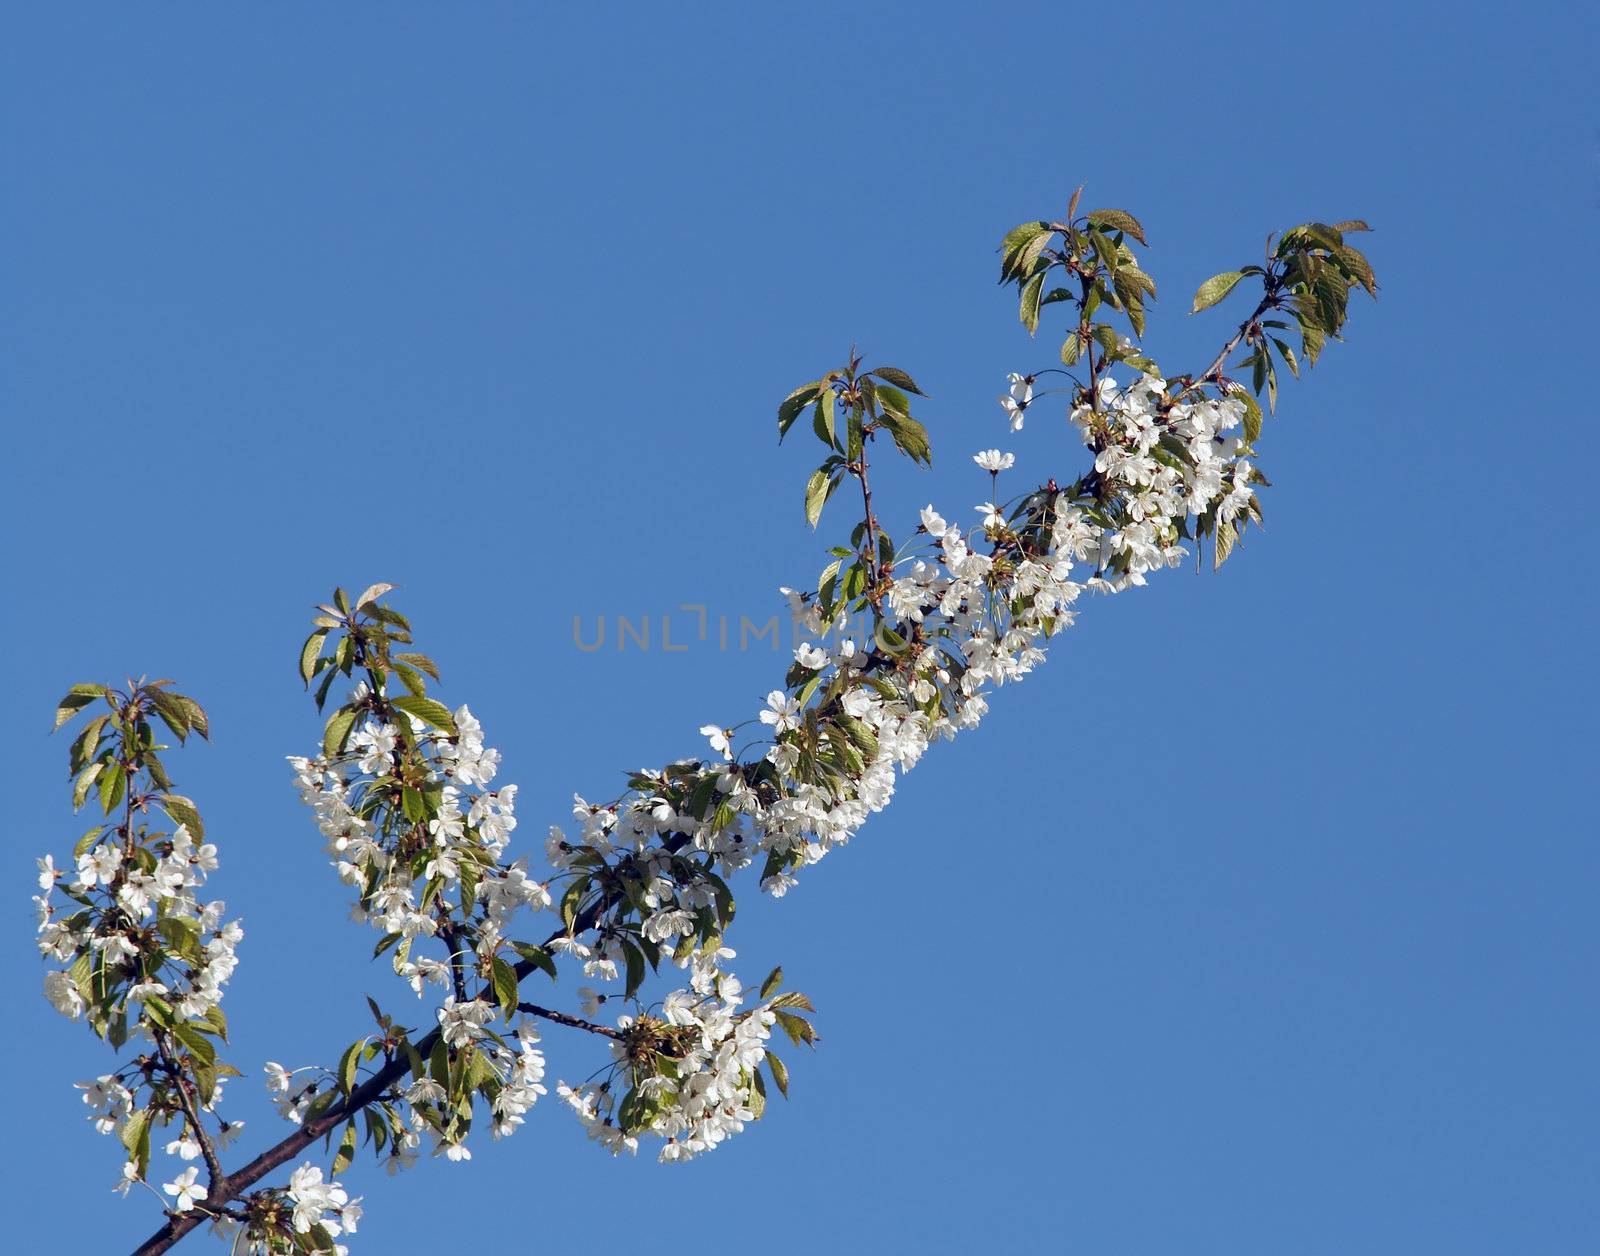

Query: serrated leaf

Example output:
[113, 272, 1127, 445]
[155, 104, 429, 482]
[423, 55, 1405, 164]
[159, 794, 205, 841]
[774, 1008, 815, 1047]
[1086, 208, 1147, 245]
[68, 716, 108, 774]
[98, 761, 125, 815]
[764, 1049, 790, 1097]
[1227, 384, 1263, 444]
[173, 1022, 216, 1069]
[1214, 519, 1237, 570]
[299, 629, 330, 686]
[355, 582, 395, 611]
[1191, 270, 1248, 313]
[999, 220, 1052, 281]
[623, 941, 646, 1000]
[878, 410, 932, 467]
[511, 942, 558, 981]
[804, 468, 836, 529]
[760, 966, 783, 999]
[395, 652, 441, 682]
[323, 706, 358, 759]
[120, 1107, 153, 1176]
[389, 695, 457, 736]
[491, 957, 519, 1020]
[778, 382, 822, 441]
[73, 761, 104, 811]
[149, 690, 191, 743]
[874, 383, 911, 417]
[53, 684, 106, 731]
[1019, 271, 1044, 333]
[868, 366, 926, 396]
[174, 695, 209, 740]
[331, 1120, 358, 1176]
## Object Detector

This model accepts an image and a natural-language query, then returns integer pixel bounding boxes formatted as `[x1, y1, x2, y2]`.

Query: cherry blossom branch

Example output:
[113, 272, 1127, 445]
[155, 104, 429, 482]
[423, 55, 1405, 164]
[154, 1033, 225, 1195]
[517, 1002, 622, 1039]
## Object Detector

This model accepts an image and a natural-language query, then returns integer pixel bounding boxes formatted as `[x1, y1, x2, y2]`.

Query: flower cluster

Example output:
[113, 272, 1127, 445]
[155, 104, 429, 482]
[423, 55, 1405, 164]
[37, 683, 243, 1201]
[559, 965, 812, 1163]
[288, 703, 541, 953]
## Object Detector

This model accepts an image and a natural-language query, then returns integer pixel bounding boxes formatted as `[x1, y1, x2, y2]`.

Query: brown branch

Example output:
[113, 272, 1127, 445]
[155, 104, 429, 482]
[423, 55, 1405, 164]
[126, 894, 618, 1256]
[517, 1002, 622, 1039]
[155, 1033, 226, 1196]
[1196, 293, 1274, 388]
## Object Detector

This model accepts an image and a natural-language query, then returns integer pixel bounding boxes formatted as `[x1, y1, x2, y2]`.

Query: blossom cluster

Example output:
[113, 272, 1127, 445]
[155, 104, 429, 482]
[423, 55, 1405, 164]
[35, 684, 245, 1207]
[288, 699, 536, 952]
[559, 968, 801, 1163]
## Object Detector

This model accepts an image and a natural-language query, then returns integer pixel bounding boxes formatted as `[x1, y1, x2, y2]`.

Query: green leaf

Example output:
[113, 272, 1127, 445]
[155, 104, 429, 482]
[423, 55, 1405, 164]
[120, 1107, 153, 1176]
[773, 1008, 817, 1047]
[1019, 270, 1044, 334]
[511, 942, 558, 981]
[323, 706, 358, 760]
[623, 940, 646, 1000]
[173, 1022, 216, 1069]
[998, 220, 1052, 281]
[878, 410, 932, 467]
[97, 761, 125, 816]
[1086, 208, 1147, 245]
[331, 1120, 358, 1177]
[814, 388, 836, 447]
[804, 468, 837, 529]
[1230, 385, 1263, 445]
[355, 582, 395, 611]
[868, 366, 926, 396]
[68, 716, 108, 774]
[1190, 270, 1248, 313]
[873, 383, 911, 417]
[149, 690, 191, 743]
[176, 695, 209, 740]
[764, 1049, 790, 1097]
[394, 663, 428, 698]
[1214, 519, 1238, 569]
[389, 695, 458, 736]
[1060, 331, 1082, 367]
[1271, 336, 1300, 377]
[159, 794, 205, 841]
[395, 652, 441, 682]
[491, 957, 520, 1020]
[778, 382, 822, 441]
[54, 684, 106, 731]
[299, 629, 330, 686]
[760, 966, 784, 999]
[73, 761, 104, 811]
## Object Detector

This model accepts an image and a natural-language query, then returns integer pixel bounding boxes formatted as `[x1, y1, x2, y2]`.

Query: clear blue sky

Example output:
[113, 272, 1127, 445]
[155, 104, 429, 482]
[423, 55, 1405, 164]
[4, 4, 1596, 1253]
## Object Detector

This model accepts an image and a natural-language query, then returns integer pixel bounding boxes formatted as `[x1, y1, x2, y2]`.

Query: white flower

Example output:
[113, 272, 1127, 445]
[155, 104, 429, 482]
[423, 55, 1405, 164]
[758, 690, 801, 735]
[999, 373, 1032, 430]
[112, 1161, 139, 1196]
[793, 644, 829, 671]
[164, 1166, 206, 1212]
[698, 724, 733, 760]
[44, 970, 85, 1019]
[166, 1133, 202, 1161]
[288, 1162, 349, 1234]
[973, 449, 1015, 473]
[437, 997, 494, 1048]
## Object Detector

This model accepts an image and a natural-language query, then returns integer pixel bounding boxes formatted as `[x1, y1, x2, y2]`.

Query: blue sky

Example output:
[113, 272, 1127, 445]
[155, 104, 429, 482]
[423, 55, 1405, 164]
[4, 4, 1596, 1253]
